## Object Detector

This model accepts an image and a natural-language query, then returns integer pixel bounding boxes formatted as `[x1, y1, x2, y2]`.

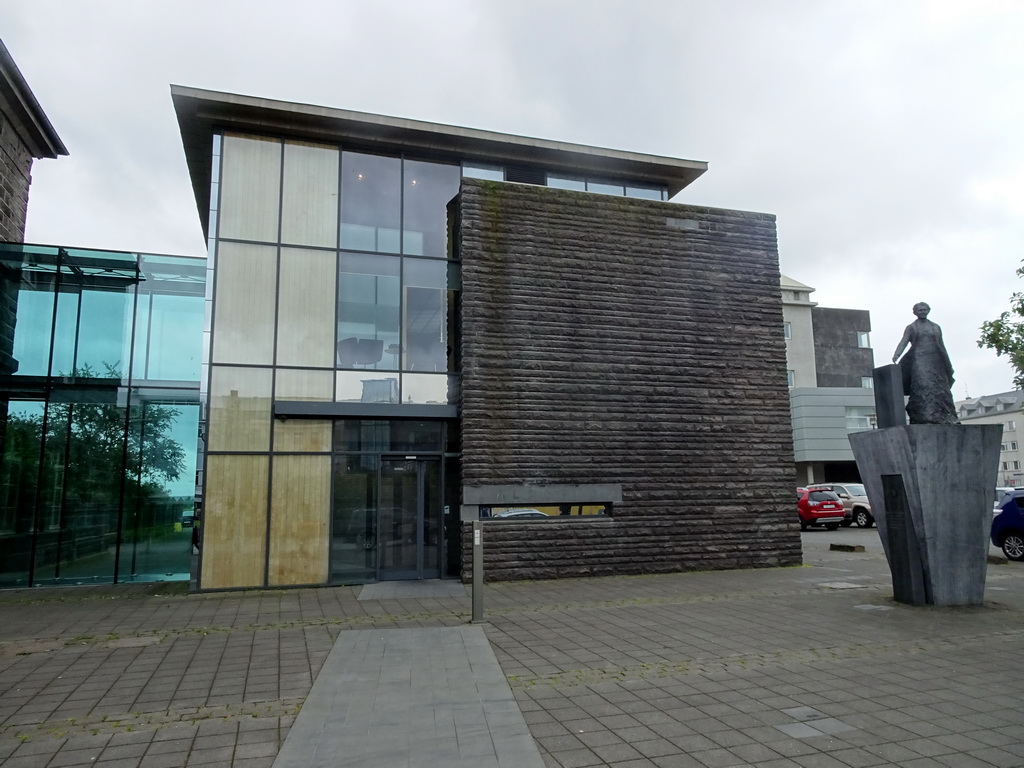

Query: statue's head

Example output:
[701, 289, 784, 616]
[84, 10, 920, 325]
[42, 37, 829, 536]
[913, 302, 930, 318]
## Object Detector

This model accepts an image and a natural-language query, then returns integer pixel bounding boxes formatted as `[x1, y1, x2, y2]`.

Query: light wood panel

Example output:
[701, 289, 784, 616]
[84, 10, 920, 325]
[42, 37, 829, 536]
[212, 242, 277, 365]
[207, 366, 273, 452]
[281, 141, 339, 248]
[276, 248, 336, 368]
[219, 134, 281, 243]
[268, 455, 330, 585]
[201, 455, 269, 589]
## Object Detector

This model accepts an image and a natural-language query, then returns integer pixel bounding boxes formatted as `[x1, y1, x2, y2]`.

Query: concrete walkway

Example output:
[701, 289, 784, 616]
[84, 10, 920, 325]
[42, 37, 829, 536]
[0, 526, 1022, 767]
[273, 626, 542, 768]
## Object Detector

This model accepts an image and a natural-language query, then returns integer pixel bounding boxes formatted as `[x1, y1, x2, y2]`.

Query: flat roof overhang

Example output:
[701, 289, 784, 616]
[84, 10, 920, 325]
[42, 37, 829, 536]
[171, 85, 707, 240]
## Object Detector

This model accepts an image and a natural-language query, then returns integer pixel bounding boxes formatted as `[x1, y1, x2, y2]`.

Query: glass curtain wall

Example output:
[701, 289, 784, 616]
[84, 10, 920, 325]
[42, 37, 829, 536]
[206, 133, 463, 588]
[0, 244, 204, 588]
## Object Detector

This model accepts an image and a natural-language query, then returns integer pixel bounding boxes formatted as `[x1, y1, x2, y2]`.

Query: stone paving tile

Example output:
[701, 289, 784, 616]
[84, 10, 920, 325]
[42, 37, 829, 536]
[0, 534, 1020, 767]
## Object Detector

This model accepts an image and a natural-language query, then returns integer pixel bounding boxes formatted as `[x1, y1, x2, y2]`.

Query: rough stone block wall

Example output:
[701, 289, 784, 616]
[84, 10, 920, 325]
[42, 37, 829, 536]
[458, 179, 799, 581]
[0, 103, 33, 243]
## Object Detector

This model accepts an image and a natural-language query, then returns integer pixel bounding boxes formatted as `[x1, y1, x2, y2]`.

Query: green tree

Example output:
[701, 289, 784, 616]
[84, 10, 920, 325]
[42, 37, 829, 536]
[979, 262, 1024, 390]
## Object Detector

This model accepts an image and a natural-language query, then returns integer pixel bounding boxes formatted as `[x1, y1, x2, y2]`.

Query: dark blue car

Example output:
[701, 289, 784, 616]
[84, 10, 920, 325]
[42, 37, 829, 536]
[992, 489, 1024, 561]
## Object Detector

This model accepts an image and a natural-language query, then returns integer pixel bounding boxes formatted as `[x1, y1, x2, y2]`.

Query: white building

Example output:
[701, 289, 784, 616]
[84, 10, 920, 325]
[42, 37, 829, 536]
[957, 391, 1024, 486]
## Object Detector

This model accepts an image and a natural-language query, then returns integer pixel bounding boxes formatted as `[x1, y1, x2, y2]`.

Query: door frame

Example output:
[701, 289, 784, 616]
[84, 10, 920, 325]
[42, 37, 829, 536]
[377, 455, 442, 581]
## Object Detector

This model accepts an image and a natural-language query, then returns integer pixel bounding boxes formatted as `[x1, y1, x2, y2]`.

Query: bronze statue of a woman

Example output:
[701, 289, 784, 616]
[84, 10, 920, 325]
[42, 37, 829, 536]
[892, 302, 958, 425]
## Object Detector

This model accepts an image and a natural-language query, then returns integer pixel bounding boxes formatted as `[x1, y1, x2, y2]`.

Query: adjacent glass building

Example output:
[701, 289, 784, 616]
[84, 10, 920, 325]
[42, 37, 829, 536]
[0, 243, 204, 587]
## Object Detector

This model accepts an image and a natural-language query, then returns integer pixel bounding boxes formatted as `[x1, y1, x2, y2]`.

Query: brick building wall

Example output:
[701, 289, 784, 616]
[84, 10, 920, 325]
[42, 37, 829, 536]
[457, 179, 799, 581]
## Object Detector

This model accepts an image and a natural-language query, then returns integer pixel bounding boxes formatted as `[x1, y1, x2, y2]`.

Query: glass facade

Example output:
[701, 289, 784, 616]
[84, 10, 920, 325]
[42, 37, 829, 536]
[0, 243, 204, 587]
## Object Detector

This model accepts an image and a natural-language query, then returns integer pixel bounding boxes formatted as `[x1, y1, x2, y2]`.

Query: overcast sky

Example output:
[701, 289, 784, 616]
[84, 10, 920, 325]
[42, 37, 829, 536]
[3, 0, 1022, 399]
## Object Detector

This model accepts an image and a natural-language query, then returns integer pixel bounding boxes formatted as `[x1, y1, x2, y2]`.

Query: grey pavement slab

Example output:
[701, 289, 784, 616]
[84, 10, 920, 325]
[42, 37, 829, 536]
[0, 527, 1022, 767]
[272, 626, 543, 768]
[357, 580, 469, 600]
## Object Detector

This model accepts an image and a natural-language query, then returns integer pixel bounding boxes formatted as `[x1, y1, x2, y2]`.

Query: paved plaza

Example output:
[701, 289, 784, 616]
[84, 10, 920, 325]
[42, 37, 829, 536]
[1, 528, 1022, 767]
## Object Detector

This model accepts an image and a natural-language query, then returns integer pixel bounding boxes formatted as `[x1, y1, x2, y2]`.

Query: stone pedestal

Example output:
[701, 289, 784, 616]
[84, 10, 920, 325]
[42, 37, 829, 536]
[849, 424, 1002, 606]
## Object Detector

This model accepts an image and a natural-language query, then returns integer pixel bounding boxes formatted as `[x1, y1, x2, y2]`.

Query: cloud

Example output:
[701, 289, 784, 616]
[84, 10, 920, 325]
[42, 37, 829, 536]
[3, 0, 1023, 397]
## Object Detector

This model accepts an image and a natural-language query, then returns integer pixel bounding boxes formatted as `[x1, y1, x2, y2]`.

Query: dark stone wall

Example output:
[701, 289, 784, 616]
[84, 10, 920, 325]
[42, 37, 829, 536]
[457, 179, 800, 581]
[0, 101, 33, 242]
[812, 307, 873, 388]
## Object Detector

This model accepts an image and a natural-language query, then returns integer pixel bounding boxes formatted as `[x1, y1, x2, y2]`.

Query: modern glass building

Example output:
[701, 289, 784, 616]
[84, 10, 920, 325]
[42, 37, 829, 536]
[173, 87, 800, 590]
[0, 243, 204, 587]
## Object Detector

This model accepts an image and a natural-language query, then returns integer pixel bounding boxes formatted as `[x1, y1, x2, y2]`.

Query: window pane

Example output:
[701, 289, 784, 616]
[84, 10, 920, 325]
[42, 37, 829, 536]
[10, 281, 55, 377]
[331, 453, 378, 583]
[402, 373, 456, 405]
[586, 180, 625, 196]
[62, 286, 134, 380]
[402, 159, 460, 257]
[219, 134, 281, 243]
[118, 401, 198, 583]
[0, 400, 45, 587]
[625, 185, 664, 200]
[340, 152, 400, 253]
[281, 141, 339, 248]
[332, 420, 442, 454]
[462, 165, 504, 181]
[336, 370, 399, 404]
[547, 175, 585, 191]
[403, 258, 449, 372]
[212, 242, 277, 365]
[207, 366, 273, 451]
[137, 292, 204, 381]
[277, 248, 336, 368]
[337, 253, 400, 370]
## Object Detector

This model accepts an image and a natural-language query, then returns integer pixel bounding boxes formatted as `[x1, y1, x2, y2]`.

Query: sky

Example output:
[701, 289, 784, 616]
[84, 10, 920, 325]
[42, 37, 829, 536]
[3, 0, 1023, 400]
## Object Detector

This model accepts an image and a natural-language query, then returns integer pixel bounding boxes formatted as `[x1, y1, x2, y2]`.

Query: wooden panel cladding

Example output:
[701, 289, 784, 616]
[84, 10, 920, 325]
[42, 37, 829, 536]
[201, 454, 269, 589]
[281, 141, 339, 248]
[457, 179, 800, 581]
[268, 455, 331, 585]
[276, 248, 337, 368]
[207, 366, 273, 452]
[274, 419, 332, 453]
[219, 133, 281, 243]
[211, 241, 277, 365]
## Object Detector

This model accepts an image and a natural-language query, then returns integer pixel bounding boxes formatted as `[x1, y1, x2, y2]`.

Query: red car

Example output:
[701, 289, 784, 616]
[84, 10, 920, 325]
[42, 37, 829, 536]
[797, 488, 845, 531]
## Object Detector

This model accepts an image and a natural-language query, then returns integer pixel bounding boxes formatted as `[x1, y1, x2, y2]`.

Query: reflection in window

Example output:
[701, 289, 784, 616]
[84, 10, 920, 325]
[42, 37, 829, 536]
[463, 164, 504, 181]
[336, 370, 399, 404]
[547, 175, 586, 191]
[625, 185, 665, 200]
[403, 258, 449, 372]
[337, 253, 400, 370]
[334, 419, 443, 453]
[586, 180, 625, 196]
[340, 152, 401, 253]
[402, 373, 456, 405]
[402, 160, 460, 257]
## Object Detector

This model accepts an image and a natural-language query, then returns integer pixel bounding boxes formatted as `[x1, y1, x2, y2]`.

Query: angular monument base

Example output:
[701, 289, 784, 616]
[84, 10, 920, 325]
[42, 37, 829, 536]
[849, 424, 1002, 606]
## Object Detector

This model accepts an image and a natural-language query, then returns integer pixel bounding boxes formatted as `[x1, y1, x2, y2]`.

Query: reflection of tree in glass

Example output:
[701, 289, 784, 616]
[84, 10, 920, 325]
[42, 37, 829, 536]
[4, 363, 186, 536]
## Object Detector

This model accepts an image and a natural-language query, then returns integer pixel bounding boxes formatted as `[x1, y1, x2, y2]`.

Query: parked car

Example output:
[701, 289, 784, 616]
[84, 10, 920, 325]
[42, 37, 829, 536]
[797, 488, 845, 531]
[491, 508, 549, 519]
[992, 489, 1024, 561]
[994, 487, 1014, 512]
[808, 482, 874, 528]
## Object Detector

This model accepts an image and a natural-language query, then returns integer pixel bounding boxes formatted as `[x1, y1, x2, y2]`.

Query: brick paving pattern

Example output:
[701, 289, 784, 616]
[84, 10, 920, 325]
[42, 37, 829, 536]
[0, 529, 1021, 766]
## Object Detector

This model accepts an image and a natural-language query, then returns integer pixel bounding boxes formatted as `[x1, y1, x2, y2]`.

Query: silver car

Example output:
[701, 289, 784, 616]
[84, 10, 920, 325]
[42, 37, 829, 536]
[808, 483, 874, 528]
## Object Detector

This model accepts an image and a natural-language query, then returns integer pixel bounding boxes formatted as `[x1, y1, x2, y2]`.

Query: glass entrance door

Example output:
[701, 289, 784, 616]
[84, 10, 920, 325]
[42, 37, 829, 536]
[378, 458, 441, 580]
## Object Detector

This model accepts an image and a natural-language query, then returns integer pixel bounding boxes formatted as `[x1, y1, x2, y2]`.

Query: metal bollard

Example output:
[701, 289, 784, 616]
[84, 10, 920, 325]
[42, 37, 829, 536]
[471, 520, 484, 623]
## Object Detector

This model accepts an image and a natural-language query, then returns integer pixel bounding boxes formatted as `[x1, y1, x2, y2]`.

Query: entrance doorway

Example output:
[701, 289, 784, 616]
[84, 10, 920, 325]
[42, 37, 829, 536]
[378, 457, 442, 580]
